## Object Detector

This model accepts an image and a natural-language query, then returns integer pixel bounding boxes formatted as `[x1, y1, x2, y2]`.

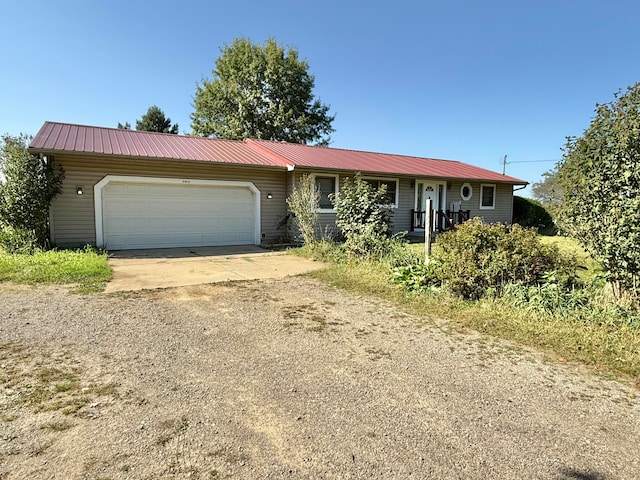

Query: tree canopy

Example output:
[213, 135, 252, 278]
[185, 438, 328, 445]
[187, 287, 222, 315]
[0, 134, 64, 246]
[557, 83, 640, 299]
[531, 166, 562, 214]
[118, 106, 178, 134]
[191, 38, 335, 145]
[136, 105, 178, 133]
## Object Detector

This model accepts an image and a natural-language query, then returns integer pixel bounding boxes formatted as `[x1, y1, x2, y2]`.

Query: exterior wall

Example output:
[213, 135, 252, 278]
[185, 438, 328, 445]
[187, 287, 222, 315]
[290, 170, 415, 237]
[286, 170, 515, 239]
[49, 154, 288, 247]
[391, 177, 415, 233]
[446, 181, 514, 224]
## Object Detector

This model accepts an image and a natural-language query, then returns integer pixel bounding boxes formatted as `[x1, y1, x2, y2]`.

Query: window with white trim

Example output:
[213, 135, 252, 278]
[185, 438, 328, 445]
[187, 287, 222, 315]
[460, 183, 472, 201]
[314, 174, 339, 212]
[479, 184, 496, 209]
[363, 177, 399, 207]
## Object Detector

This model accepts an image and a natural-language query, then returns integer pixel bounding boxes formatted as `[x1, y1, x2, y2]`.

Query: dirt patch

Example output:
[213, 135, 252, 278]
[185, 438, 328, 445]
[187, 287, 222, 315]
[1, 279, 638, 479]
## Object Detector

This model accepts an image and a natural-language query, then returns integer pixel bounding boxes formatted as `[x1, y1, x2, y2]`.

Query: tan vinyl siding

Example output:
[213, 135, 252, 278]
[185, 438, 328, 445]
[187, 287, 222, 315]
[49, 154, 288, 247]
[390, 177, 415, 233]
[290, 170, 414, 237]
[447, 181, 514, 224]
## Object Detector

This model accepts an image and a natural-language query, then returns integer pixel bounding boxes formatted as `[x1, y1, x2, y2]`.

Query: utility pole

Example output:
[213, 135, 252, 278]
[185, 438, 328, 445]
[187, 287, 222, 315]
[501, 154, 508, 175]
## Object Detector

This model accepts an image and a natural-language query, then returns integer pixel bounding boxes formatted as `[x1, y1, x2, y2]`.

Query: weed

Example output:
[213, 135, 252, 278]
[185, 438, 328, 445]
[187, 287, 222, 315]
[40, 419, 74, 431]
[2, 343, 119, 421]
[155, 416, 189, 446]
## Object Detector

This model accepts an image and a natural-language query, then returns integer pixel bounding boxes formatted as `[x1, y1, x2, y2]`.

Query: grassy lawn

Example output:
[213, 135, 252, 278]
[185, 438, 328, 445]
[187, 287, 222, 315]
[539, 235, 601, 282]
[303, 238, 640, 383]
[0, 247, 112, 292]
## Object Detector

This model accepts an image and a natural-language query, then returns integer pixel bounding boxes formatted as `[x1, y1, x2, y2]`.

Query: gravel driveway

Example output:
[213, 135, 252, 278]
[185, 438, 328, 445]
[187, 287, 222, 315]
[1, 278, 639, 479]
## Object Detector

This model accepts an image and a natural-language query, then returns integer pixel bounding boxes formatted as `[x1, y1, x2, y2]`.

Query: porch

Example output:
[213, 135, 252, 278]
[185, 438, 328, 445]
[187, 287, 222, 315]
[409, 209, 471, 233]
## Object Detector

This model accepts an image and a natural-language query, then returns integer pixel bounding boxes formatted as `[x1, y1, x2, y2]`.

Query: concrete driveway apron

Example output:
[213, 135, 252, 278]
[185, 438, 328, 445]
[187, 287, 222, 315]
[103, 245, 325, 292]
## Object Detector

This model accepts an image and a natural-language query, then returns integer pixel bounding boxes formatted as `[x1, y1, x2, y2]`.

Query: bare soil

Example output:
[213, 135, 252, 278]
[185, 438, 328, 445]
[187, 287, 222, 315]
[1, 278, 639, 479]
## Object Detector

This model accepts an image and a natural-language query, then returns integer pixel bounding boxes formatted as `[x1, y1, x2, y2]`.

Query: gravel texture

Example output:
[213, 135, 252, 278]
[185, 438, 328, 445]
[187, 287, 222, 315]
[0, 278, 639, 479]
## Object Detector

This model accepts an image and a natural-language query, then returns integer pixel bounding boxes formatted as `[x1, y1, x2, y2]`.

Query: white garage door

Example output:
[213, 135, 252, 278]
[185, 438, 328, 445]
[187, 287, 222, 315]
[101, 180, 256, 250]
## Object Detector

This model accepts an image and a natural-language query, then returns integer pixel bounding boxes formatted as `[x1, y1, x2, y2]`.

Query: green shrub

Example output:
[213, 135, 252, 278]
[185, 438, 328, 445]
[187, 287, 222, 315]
[431, 218, 574, 299]
[329, 173, 393, 258]
[0, 134, 64, 246]
[512, 196, 556, 235]
[392, 260, 442, 292]
[0, 226, 39, 254]
[286, 174, 320, 246]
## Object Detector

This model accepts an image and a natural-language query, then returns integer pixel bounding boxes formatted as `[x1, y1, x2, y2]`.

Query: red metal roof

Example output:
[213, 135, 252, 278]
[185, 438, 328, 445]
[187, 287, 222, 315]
[249, 139, 527, 184]
[29, 122, 289, 168]
[29, 121, 527, 184]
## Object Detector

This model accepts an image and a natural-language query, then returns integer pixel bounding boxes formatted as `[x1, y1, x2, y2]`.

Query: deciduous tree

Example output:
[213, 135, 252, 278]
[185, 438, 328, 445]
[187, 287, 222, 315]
[557, 83, 640, 299]
[191, 38, 334, 145]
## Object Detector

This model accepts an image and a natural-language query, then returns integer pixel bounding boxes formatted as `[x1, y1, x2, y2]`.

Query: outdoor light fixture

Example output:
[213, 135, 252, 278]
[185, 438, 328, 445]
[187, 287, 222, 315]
[76, 186, 84, 195]
[267, 193, 273, 199]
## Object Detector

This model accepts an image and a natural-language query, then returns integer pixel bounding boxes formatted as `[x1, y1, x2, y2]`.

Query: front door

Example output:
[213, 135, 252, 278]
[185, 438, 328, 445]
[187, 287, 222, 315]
[416, 181, 446, 231]
[420, 183, 439, 231]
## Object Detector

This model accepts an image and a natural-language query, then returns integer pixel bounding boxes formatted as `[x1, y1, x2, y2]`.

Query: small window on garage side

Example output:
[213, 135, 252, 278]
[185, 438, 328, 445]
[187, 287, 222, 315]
[315, 175, 338, 211]
[480, 184, 496, 209]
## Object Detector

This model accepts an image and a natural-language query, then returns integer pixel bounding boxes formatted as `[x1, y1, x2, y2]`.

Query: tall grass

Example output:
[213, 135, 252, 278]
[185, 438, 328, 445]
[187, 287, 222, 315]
[0, 246, 111, 290]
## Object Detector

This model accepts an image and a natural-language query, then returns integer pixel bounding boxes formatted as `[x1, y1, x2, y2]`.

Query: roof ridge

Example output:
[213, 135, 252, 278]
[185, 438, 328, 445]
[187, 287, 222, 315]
[249, 137, 462, 164]
[40, 121, 250, 144]
[245, 139, 294, 168]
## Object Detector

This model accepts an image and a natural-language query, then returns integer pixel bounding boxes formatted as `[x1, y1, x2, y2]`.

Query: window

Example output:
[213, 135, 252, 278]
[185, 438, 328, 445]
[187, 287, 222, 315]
[314, 175, 338, 211]
[479, 184, 496, 209]
[363, 177, 398, 207]
[460, 183, 473, 201]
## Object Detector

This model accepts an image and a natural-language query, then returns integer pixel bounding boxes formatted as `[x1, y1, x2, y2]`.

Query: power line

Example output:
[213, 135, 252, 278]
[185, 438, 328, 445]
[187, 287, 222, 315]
[500, 155, 560, 176]
[508, 159, 560, 164]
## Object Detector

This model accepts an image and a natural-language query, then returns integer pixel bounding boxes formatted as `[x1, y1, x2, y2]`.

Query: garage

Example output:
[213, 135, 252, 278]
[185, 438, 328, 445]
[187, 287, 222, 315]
[95, 176, 260, 250]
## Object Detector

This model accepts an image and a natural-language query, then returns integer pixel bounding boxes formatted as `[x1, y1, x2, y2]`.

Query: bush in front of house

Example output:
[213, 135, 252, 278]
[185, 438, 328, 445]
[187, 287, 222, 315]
[286, 173, 320, 246]
[0, 134, 64, 247]
[394, 218, 575, 299]
[0, 225, 39, 254]
[329, 173, 395, 259]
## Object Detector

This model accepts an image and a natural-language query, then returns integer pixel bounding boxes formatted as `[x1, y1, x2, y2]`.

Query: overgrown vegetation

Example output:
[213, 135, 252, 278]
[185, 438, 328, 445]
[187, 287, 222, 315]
[0, 246, 111, 291]
[394, 219, 573, 299]
[329, 173, 394, 259]
[286, 174, 320, 245]
[0, 134, 64, 247]
[556, 83, 640, 302]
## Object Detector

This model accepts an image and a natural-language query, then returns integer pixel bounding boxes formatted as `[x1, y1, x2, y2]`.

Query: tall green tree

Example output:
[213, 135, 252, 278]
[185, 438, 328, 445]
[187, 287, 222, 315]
[531, 166, 563, 213]
[0, 134, 64, 246]
[136, 105, 179, 134]
[557, 83, 640, 299]
[191, 38, 335, 145]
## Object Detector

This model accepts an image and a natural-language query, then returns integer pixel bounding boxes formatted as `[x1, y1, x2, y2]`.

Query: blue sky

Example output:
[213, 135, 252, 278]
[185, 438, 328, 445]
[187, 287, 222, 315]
[2, 1, 639, 196]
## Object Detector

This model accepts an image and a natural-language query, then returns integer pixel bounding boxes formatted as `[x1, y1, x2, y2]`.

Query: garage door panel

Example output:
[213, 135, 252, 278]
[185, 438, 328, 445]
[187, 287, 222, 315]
[102, 180, 257, 250]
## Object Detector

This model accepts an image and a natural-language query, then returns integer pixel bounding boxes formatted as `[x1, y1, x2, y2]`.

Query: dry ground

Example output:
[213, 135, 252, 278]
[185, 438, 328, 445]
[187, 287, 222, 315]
[1, 277, 639, 479]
